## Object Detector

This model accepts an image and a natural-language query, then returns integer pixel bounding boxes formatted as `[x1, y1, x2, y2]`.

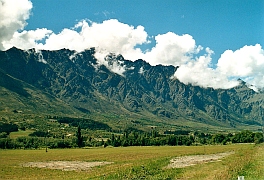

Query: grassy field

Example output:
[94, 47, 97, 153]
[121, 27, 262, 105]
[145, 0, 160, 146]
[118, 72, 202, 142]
[9, 130, 35, 139]
[0, 144, 263, 179]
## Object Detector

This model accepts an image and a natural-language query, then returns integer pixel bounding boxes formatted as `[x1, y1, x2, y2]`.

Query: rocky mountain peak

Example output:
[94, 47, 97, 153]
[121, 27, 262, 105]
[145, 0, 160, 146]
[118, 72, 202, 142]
[0, 47, 263, 130]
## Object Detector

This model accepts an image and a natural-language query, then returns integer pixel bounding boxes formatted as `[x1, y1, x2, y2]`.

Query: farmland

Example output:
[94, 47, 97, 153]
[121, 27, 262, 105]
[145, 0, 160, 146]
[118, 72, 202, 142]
[0, 143, 263, 179]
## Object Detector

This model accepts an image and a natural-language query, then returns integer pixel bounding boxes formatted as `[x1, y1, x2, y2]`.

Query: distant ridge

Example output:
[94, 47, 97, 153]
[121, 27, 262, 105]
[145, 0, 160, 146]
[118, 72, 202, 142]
[0, 47, 263, 131]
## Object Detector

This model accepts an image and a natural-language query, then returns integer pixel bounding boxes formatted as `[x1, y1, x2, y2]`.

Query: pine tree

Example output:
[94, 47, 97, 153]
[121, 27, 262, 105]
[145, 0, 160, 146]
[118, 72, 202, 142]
[76, 125, 83, 147]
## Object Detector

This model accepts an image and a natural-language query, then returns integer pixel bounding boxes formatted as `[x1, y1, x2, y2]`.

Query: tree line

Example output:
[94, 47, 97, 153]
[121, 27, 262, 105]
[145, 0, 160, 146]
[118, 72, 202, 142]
[0, 129, 263, 149]
[103, 130, 263, 147]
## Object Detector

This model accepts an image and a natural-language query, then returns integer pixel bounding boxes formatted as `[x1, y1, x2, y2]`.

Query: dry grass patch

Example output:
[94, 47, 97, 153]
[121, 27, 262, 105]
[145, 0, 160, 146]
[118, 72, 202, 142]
[166, 151, 234, 169]
[22, 161, 113, 171]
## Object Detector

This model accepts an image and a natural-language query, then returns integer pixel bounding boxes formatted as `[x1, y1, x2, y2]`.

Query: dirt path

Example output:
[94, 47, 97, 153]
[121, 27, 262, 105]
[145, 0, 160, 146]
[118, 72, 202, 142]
[167, 151, 234, 169]
[22, 161, 113, 171]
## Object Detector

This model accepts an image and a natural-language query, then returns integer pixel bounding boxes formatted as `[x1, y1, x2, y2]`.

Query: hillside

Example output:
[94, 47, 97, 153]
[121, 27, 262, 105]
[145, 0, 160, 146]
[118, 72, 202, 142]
[0, 47, 263, 131]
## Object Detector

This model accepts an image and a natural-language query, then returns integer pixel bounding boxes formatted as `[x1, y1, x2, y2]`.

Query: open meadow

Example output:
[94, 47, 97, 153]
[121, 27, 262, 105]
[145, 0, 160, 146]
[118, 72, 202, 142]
[0, 144, 263, 179]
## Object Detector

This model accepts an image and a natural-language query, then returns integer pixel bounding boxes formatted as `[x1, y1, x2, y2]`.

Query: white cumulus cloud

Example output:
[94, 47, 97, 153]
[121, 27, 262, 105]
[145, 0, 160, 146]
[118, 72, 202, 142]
[174, 48, 239, 89]
[216, 44, 264, 88]
[41, 19, 148, 62]
[174, 44, 264, 90]
[3, 28, 52, 50]
[143, 32, 202, 66]
[0, 0, 32, 49]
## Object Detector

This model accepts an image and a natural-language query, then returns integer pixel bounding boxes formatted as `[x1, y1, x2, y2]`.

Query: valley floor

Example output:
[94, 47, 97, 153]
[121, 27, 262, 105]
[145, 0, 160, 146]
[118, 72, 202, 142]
[0, 144, 263, 179]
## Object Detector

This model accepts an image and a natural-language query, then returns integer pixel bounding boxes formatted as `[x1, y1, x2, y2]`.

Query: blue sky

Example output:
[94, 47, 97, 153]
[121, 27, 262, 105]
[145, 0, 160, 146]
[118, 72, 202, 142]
[26, 0, 263, 65]
[0, 0, 264, 89]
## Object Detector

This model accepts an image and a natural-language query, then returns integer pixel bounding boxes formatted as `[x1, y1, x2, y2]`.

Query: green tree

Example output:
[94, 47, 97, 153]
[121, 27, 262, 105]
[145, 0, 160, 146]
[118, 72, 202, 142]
[76, 125, 84, 148]
[212, 134, 226, 144]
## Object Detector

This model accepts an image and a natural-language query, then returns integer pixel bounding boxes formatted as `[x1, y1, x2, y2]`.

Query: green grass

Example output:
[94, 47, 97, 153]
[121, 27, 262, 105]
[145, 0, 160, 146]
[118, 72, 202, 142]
[239, 144, 264, 179]
[9, 130, 34, 139]
[0, 144, 263, 179]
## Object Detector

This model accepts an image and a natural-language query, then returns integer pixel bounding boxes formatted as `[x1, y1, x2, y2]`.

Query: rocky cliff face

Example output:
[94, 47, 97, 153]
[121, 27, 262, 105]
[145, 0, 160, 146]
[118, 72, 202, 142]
[0, 47, 263, 129]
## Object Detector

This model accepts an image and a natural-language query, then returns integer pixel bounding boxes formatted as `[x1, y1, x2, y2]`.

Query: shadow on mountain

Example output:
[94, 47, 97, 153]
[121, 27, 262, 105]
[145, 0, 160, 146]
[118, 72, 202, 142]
[0, 70, 31, 97]
[74, 106, 91, 114]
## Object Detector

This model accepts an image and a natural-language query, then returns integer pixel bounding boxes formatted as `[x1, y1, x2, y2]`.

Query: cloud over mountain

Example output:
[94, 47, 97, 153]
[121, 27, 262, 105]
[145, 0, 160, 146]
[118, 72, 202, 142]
[0, 0, 32, 49]
[173, 48, 240, 89]
[1, 0, 263, 90]
[143, 32, 202, 66]
[217, 44, 264, 88]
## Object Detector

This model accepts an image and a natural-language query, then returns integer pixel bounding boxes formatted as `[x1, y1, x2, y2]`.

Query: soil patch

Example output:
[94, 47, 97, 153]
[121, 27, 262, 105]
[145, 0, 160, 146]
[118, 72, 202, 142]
[167, 151, 234, 169]
[22, 161, 113, 171]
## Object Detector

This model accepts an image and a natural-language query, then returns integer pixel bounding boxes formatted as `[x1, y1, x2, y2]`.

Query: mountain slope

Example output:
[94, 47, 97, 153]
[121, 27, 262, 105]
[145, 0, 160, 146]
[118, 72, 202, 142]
[0, 47, 263, 131]
[0, 68, 81, 116]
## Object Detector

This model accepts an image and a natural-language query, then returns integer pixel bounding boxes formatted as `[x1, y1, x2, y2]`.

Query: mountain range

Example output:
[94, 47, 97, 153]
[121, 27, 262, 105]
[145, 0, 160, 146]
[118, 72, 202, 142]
[0, 47, 263, 132]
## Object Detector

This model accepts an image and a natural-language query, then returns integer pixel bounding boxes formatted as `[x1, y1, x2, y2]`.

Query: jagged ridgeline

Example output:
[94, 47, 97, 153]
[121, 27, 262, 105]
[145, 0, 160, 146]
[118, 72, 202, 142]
[0, 47, 263, 131]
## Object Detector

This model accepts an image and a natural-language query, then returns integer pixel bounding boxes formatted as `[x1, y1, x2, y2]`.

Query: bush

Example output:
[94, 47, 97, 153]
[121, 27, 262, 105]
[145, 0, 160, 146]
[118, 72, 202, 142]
[0, 132, 8, 138]
[29, 131, 48, 137]
[48, 139, 73, 149]
[0, 123, 18, 133]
